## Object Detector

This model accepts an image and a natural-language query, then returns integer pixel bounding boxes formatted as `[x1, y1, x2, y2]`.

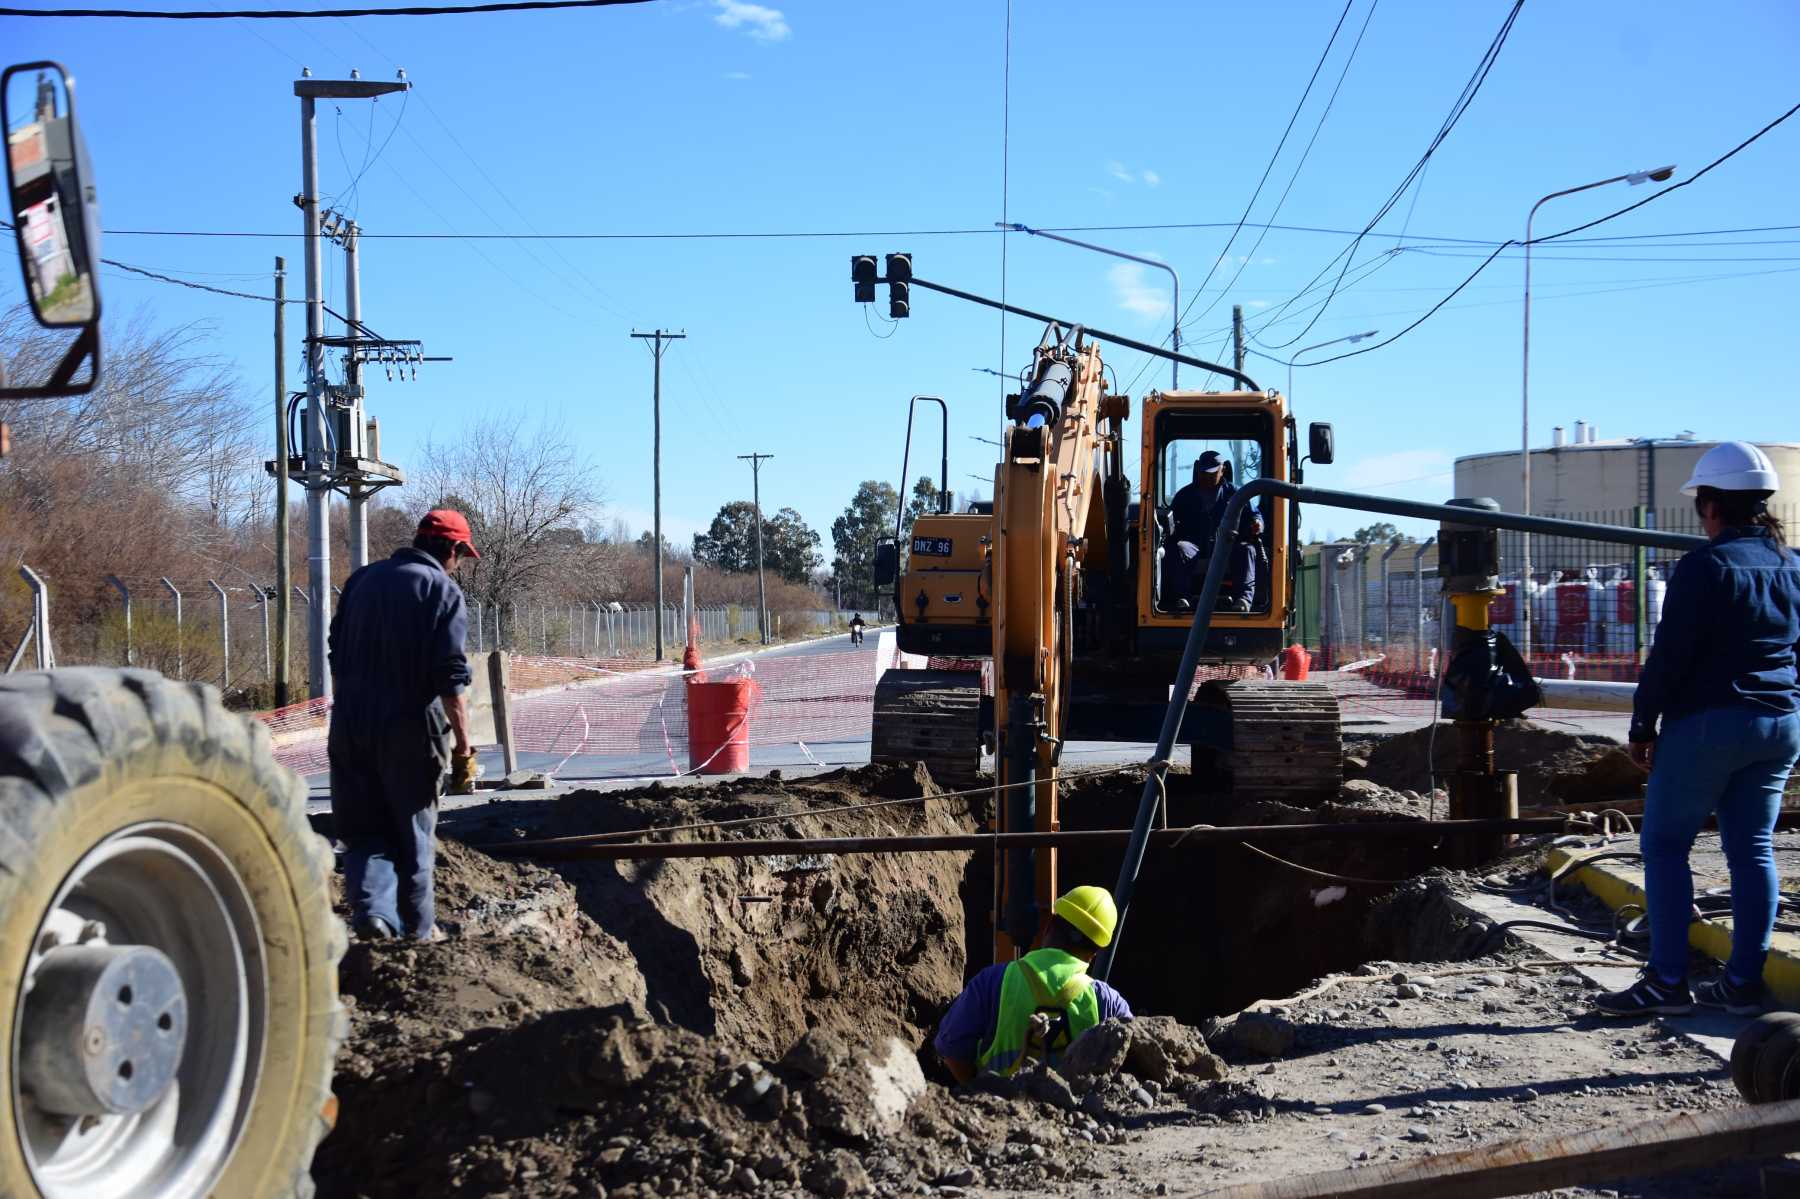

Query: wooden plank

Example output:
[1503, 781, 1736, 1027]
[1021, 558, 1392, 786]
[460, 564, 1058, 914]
[1196, 1098, 1800, 1199]
[487, 650, 517, 775]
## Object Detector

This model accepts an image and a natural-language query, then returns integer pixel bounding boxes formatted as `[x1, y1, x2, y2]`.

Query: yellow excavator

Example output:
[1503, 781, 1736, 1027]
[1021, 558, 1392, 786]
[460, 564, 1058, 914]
[857, 263, 1342, 956]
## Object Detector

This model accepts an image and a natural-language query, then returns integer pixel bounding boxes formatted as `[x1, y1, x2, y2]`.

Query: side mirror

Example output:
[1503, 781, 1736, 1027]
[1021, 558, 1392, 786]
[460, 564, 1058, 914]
[872, 541, 898, 587]
[3, 61, 102, 399]
[1308, 422, 1335, 466]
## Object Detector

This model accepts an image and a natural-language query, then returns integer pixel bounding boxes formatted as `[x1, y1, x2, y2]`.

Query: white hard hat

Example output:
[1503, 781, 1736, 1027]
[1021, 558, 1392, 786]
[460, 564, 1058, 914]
[1681, 441, 1779, 495]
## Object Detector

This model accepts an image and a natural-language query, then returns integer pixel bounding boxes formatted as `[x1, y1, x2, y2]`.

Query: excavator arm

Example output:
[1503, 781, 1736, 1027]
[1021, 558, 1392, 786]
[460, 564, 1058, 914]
[991, 323, 1124, 955]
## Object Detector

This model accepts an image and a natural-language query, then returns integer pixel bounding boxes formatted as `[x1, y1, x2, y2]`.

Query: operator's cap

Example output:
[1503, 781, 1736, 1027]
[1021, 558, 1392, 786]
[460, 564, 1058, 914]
[1196, 450, 1225, 471]
[1053, 885, 1119, 948]
[418, 509, 480, 558]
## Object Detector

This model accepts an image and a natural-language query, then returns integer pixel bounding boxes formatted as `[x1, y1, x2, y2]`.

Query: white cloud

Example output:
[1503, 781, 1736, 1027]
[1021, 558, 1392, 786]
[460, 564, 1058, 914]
[1106, 160, 1134, 184]
[713, 0, 790, 42]
[722, 70, 752, 80]
[1141, 169, 1160, 186]
[1104, 159, 1162, 187]
[1109, 263, 1170, 320]
[1337, 449, 1455, 492]
[1246, 300, 1269, 309]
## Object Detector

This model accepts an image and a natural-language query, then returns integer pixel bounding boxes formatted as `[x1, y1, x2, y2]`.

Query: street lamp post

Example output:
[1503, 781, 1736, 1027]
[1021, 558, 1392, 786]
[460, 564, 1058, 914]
[1000, 221, 1182, 389]
[1520, 164, 1674, 663]
[1278, 331, 1379, 401]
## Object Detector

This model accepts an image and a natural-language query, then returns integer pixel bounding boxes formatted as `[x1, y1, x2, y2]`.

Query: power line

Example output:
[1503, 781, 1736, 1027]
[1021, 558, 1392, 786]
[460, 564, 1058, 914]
[1186, 0, 1382, 330]
[1298, 98, 1800, 368]
[87, 219, 1800, 244]
[1256, 0, 1525, 348]
[0, 0, 652, 18]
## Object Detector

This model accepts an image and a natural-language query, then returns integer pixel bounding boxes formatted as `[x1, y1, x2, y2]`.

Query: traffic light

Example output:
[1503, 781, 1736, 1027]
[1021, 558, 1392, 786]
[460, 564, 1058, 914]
[851, 254, 877, 304]
[885, 253, 912, 319]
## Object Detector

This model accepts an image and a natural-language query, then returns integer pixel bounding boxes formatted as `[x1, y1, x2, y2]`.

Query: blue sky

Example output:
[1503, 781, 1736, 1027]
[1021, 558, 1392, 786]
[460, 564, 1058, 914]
[4, 0, 1796, 550]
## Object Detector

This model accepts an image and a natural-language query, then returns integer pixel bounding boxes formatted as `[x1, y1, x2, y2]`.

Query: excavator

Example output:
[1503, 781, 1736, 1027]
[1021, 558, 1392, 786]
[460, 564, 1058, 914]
[858, 264, 1342, 957]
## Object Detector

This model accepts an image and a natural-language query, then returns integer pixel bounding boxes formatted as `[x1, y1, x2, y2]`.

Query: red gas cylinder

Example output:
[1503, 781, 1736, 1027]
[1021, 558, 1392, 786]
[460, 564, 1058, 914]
[1281, 644, 1311, 681]
[686, 677, 759, 773]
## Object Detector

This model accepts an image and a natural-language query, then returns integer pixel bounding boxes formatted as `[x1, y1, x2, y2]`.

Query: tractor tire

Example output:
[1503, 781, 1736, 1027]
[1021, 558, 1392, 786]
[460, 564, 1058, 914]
[0, 668, 345, 1198]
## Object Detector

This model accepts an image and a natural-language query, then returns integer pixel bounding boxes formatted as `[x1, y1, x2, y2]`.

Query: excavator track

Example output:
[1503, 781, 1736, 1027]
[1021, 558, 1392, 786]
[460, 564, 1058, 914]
[1199, 679, 1343, 805]
[871, 669, 984, 791]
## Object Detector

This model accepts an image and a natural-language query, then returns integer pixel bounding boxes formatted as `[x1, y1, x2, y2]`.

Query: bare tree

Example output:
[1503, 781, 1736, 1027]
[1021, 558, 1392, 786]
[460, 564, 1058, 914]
[410, 411, 607, 610]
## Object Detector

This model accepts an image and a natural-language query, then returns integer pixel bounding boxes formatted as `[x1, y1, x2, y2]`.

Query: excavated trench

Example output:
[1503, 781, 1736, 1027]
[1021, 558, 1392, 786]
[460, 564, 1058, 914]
[313, 723, 1632, 1197]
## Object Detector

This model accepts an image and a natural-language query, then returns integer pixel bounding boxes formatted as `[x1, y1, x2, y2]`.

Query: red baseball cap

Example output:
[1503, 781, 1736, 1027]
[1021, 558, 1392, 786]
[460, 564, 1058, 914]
[418, 509, 480, 558]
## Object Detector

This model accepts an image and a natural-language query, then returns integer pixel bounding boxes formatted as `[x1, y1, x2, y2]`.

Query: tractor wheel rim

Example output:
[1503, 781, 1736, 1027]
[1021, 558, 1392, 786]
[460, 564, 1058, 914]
[14, 822, 265, 1199]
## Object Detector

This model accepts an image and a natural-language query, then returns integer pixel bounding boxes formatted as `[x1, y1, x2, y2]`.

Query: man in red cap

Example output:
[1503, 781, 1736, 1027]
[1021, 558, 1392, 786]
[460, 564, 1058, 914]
[327, 508, 480, 941]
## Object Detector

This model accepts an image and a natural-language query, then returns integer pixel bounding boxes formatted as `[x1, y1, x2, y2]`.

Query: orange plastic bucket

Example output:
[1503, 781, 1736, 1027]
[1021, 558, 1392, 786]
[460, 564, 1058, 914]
[686, 677, 757, 773]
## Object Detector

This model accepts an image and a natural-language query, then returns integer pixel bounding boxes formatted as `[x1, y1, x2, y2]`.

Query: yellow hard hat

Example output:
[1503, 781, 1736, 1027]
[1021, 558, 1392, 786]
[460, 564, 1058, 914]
[1052, 885, 1118, 948]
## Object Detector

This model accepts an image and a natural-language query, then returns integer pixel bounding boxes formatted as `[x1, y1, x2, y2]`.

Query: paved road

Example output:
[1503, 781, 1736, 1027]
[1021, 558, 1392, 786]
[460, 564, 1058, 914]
[307, 631, 1629, 816]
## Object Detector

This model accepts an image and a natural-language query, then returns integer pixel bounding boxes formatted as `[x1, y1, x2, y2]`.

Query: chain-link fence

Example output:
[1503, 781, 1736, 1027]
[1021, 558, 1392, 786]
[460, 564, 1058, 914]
[1, 566, 863, 709]
[1299, 503, 1797, 681]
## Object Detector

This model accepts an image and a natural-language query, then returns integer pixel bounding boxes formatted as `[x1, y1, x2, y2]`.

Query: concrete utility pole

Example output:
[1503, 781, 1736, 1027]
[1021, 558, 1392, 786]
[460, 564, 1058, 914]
[295, 74, 406, 698]
[273, 256, 291, 707]
[344, 219, 369, 572]
[739, 452, 774, 645]
[632, 329, 685, 660]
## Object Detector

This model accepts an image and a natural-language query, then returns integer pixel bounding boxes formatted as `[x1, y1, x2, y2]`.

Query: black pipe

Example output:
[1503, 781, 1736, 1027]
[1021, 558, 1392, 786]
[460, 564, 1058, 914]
[482, 817, 1571, 861]
[911, 276, 1261, 392]
[1002, 695, 1039, 947]
[1096, 480, 1709, 980]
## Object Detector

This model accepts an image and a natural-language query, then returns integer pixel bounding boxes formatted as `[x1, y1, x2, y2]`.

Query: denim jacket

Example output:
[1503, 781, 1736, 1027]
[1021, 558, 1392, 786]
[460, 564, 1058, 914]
[1630, 527, 1800, 742]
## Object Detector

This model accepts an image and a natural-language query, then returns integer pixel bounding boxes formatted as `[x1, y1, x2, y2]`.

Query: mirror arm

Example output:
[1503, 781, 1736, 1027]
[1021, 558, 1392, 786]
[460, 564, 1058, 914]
[45, 324, 98, 389]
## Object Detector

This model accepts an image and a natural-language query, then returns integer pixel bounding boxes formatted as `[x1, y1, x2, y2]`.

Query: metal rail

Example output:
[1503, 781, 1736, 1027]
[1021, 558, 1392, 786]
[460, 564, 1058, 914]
[1097, 479, 1708, 979]
[482, 816, 1568, 862]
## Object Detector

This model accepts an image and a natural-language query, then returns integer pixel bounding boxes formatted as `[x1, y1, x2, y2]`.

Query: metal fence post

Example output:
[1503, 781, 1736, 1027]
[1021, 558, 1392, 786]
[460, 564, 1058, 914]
[106, 574, 133, 666]
[1378, 539, 1402, 654]
[1412, 538, 1435, 672]
[19, 565, 55, 669]
[473, 599, 484, 652]
[1633, 504, 1648, 665]
[209, 581, 231, 690]
[161, 577, 184, 679]
[259, 587, 272, 682]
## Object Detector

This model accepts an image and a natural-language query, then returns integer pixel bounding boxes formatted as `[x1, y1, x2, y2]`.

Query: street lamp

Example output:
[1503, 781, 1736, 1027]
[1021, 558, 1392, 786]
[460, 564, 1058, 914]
[1280, 332, 1378, 401]
[1519, 163, 1675, 662]
[1000, 221, 1182, 389]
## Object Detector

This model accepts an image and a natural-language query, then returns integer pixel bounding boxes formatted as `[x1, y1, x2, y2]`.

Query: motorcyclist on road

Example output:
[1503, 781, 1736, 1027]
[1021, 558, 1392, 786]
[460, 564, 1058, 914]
[849, 612, 866, 645]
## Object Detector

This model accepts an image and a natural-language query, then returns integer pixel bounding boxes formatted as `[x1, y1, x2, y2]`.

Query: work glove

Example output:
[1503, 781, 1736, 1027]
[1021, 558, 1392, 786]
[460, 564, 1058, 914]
[448, 750, 483, 795]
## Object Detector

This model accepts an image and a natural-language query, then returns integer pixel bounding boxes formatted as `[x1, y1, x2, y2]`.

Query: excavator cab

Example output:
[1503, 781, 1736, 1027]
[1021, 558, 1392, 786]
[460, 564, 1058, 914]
[1135, 391, 1300, 664]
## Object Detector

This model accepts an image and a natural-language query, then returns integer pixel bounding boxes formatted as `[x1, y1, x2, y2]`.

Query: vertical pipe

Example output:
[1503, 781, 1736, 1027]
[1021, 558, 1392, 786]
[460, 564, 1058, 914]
[19, 565, 54, 670]
[259, 587, 271, 682]
[1379, 539, 1402, 654]
[1413, 538, 1435, 673]
[473, 600, 483, 652]
[273, 256, 291, 707]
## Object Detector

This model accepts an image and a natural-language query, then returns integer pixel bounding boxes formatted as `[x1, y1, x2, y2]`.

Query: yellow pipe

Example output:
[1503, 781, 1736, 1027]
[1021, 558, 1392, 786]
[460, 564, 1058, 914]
[1451, 593, 1492, 631]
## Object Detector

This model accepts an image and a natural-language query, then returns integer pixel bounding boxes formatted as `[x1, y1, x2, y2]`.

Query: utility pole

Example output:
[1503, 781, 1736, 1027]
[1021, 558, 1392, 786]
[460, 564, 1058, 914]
[273, 255, 291, 707]
[344, 219, 369, 572]
[1232, 304, 1246, 383]
[632, 329, 685, 660]
[294, 73, 406, 698]
[739, 452, 774, 645]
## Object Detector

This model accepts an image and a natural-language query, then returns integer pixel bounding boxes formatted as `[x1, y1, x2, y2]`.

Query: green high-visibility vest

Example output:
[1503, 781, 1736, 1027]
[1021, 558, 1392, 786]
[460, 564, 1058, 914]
[975, 947, 1101, 1076]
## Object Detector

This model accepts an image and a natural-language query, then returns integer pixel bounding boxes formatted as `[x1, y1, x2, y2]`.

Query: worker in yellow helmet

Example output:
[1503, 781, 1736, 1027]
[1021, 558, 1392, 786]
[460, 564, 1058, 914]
[934, 885, 1134, 1083]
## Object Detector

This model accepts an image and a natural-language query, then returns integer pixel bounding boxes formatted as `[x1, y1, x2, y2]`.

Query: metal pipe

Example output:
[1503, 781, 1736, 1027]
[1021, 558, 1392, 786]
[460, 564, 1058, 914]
[908, 275, 1259, 391]
[1098, 478, 1704, 979]
[486, 817, 1568, 862]
[19, 564, 54, 670]
[160, 577, 183, 679]
[1379, 538, 1403, 653]
[209, 580, 229, 690]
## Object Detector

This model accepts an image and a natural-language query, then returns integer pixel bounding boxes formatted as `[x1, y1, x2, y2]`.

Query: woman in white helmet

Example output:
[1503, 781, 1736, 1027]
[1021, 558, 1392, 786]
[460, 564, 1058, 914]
[1598, 442, 1800, 1018]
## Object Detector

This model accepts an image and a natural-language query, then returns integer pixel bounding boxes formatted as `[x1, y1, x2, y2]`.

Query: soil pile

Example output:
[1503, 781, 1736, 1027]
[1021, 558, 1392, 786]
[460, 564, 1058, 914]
[317, 763, 1234, 1197]
[1361, 719, 1623, 807]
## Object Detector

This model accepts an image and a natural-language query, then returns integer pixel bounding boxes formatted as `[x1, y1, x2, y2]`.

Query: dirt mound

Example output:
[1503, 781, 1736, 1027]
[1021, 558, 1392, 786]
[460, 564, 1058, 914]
[1361, 720, 1617, 807]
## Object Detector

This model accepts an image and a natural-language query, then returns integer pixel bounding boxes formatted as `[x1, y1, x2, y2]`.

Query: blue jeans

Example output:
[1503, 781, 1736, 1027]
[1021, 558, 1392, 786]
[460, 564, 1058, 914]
[1643, 707, 1800, 985]
[329, 719, 446, 939]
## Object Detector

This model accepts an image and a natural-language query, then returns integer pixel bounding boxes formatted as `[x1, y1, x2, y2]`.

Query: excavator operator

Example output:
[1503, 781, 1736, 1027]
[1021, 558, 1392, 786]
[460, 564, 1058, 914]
[1164, 451, 1258, 611]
